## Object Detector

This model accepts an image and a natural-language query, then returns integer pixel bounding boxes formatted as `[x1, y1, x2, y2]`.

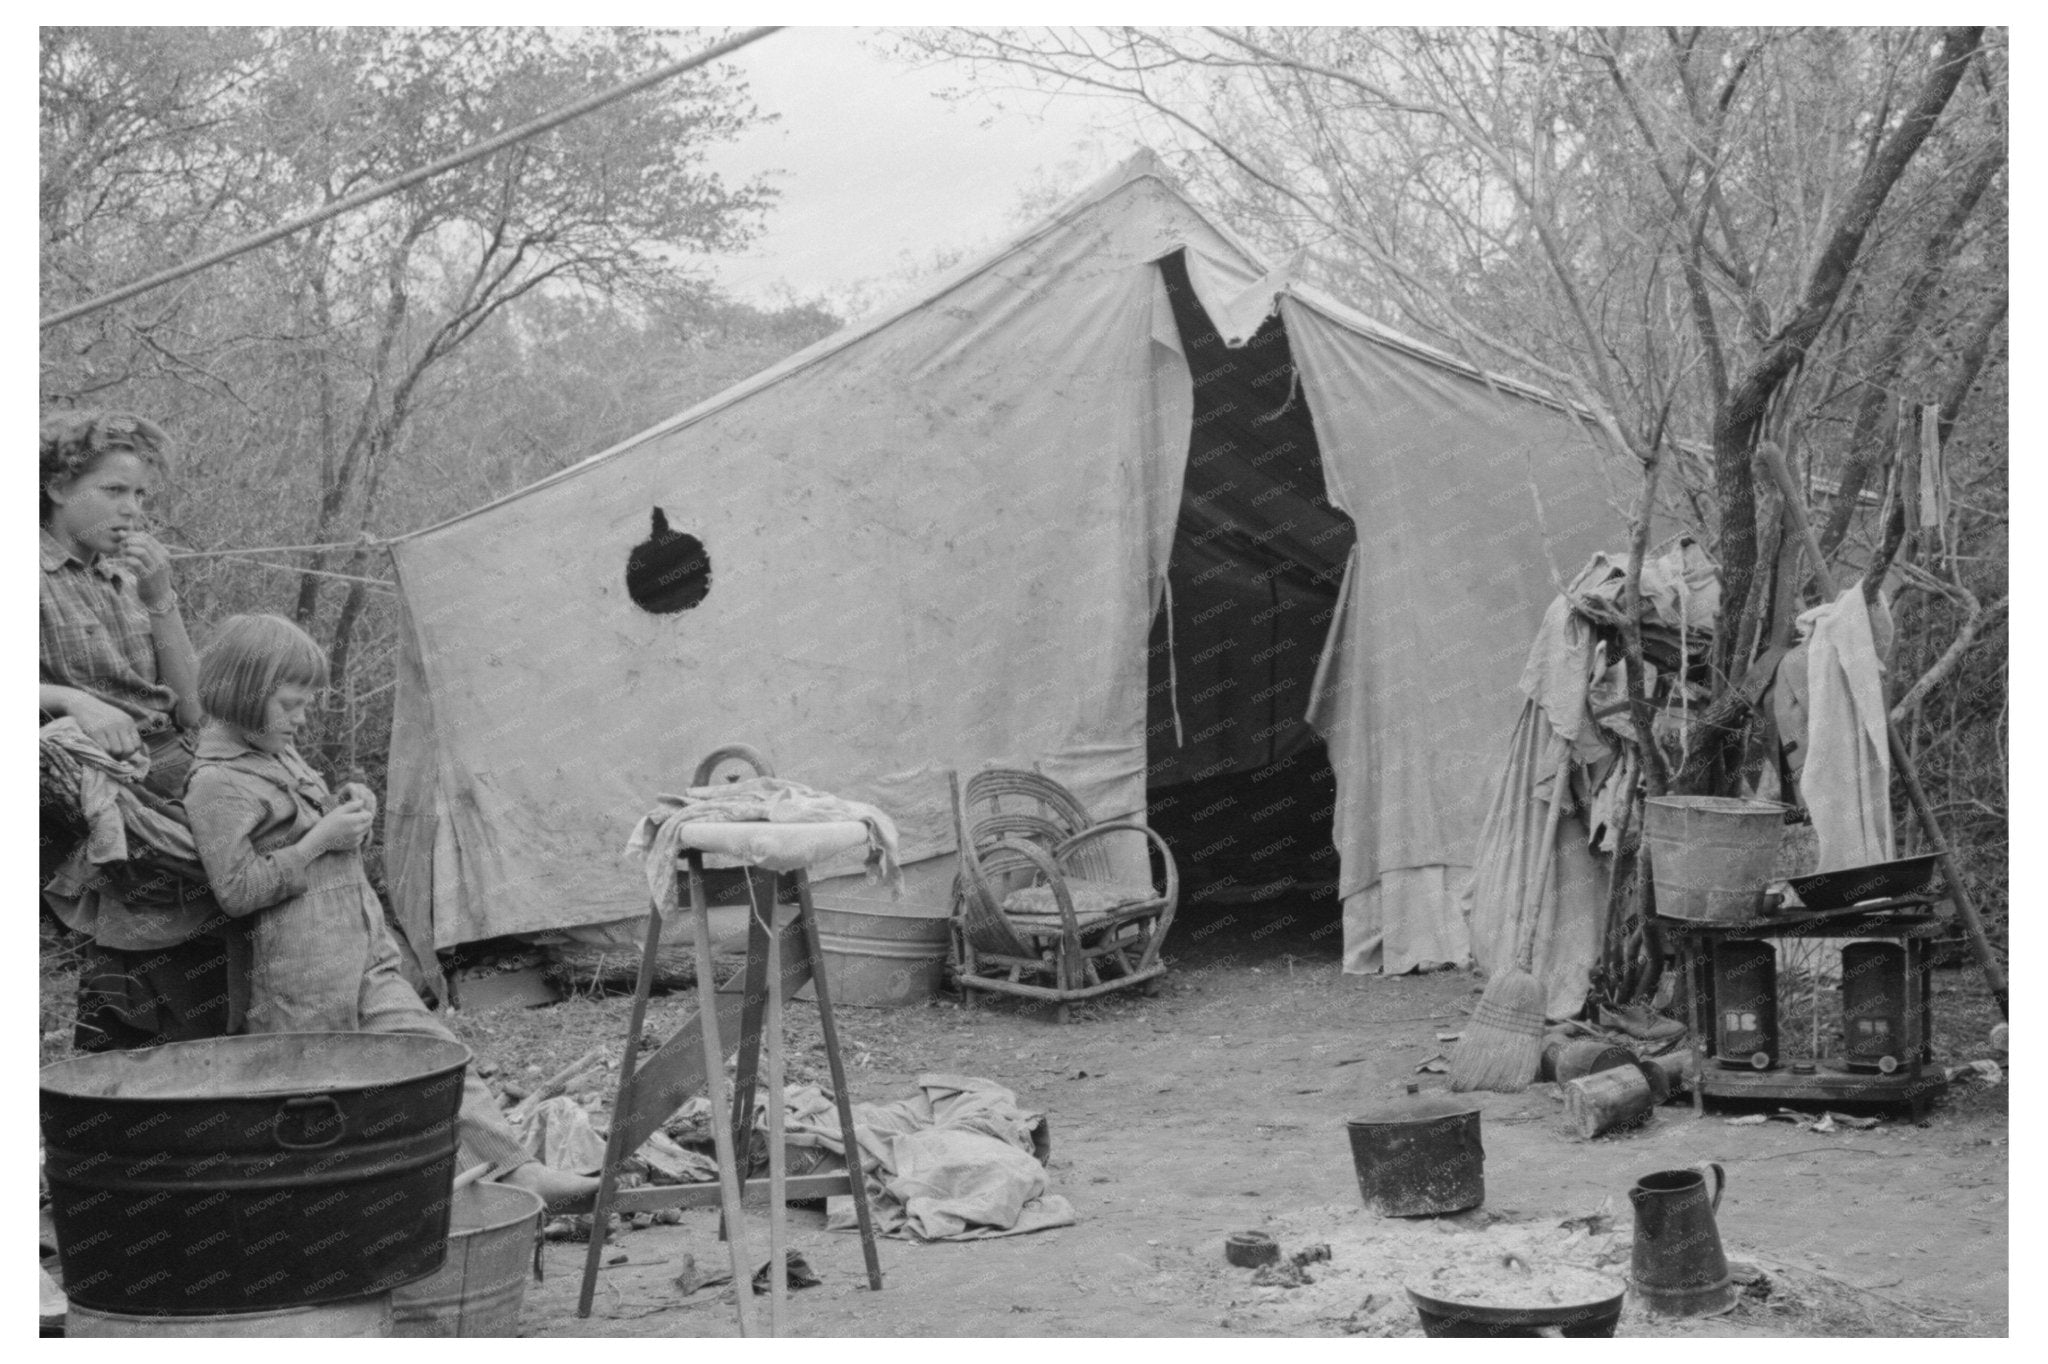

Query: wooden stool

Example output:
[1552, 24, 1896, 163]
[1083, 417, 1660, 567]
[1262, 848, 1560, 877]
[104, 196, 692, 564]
[577, 746, 883, 1334]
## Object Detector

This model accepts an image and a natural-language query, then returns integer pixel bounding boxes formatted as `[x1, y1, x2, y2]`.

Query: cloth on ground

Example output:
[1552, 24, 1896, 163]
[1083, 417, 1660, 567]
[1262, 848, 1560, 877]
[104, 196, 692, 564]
[510, 1095, 731, 1184]
[512, 1096, 615, 1177]
[1792, 587, 1895, 872]
[782, 1073, 1074, 1240]
[625, 776, 903, 910]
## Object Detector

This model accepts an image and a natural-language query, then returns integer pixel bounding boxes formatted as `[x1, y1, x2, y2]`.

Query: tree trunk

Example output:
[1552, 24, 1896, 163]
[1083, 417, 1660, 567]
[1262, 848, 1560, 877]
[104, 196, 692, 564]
[1701, 27, 1982, 787]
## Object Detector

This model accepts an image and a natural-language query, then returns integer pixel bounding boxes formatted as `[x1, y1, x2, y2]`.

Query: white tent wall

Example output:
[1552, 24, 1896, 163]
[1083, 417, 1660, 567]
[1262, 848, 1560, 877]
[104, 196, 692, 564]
[387, 167, 1225, 946]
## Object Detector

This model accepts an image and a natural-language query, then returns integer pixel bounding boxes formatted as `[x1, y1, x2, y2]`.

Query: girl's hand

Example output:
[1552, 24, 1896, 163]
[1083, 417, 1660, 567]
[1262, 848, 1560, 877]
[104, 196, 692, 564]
[338, 781, 379, 821]
[113, 528, 175, 609]
[306, 797, 374, 855]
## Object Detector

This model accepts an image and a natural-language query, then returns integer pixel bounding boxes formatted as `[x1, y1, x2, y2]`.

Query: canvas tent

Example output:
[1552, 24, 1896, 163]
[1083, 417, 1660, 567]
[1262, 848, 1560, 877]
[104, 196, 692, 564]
[384, 150, 1626, 985]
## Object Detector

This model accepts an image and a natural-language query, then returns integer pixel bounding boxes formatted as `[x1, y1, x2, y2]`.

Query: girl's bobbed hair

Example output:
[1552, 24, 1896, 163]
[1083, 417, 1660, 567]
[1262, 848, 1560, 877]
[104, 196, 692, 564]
[41, 410, 171, 523]
[199, 614, 330, 733]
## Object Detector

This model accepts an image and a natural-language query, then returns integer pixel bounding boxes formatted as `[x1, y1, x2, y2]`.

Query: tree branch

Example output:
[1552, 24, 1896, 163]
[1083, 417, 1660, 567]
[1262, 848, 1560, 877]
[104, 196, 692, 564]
[1711, 27, 1982, 688]
[1818, 133, 2003, 557]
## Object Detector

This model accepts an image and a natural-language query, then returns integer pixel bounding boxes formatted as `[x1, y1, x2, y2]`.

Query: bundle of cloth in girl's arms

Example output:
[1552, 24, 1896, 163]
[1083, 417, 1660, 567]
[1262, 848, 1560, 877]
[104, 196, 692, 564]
[37, 409, 599, 1213]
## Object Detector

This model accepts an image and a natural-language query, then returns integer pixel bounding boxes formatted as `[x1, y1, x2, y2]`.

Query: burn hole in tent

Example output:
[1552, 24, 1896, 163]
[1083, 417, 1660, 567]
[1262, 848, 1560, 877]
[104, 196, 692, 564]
[1145, 251, 1356, 937]
[625, 507, 712, 614]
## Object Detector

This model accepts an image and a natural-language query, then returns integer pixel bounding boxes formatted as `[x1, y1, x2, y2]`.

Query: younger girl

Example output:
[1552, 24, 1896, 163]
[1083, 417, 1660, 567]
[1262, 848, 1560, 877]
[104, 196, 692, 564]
[184, 614, 597, 1210]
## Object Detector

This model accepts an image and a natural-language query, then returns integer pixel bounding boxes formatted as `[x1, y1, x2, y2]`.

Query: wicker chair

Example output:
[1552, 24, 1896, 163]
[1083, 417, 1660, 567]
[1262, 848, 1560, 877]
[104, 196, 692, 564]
[949, 768, 1179, 1023]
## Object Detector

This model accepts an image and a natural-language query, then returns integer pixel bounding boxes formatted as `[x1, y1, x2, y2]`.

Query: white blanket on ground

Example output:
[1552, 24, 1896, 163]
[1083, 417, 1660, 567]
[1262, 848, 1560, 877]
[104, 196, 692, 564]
[785, 1073, 1075, 1241]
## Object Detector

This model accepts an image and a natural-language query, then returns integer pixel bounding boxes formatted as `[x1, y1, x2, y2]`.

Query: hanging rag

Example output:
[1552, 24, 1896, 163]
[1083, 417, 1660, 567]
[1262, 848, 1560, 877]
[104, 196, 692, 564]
[1918, 401, 1949, 550]
[1562, 537, 1723, 637]
[1458, 701, 1608, 1019]
[1516, 595, 1608, 762]
[624, 776, 903, 910]
[1793, 587, 1895, 872]
[1458, 592, 1610, 1019]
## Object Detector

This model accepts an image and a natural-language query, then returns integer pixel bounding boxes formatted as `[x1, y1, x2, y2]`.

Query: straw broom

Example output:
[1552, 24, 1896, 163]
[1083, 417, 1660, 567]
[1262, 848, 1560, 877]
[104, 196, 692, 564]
[1450, 749, 1573, 1093]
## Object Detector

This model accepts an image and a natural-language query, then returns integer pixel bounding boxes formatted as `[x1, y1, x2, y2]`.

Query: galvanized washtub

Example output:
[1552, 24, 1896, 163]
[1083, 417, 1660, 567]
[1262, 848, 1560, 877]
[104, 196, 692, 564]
[41, 1032, 468, 1315]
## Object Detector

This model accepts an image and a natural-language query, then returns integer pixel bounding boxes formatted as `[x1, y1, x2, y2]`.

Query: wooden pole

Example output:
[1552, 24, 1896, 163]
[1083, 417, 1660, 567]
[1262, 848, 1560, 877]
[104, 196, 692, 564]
[577, 900, 665, 1318]
[688, 852, 756, 1337]
[794, 873, 885, 1289]
[1760, 441, 2007, 1019]
[1889, 737, 2007, 1016]
[758, 878, 788, 1336]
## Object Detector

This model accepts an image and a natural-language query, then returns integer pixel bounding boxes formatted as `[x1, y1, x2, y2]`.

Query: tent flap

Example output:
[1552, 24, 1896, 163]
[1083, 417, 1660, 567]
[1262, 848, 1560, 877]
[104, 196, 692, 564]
[1283, 296, 1619, 973]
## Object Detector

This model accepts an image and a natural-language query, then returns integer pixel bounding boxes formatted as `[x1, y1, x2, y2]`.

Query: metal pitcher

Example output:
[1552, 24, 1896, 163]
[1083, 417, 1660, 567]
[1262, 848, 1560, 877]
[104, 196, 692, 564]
[1629, 1162, 1735, 1316]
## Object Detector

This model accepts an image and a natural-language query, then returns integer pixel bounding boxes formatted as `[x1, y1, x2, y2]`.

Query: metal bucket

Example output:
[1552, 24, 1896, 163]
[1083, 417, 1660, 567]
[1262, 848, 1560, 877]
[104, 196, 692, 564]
[65, 1292, 392, 1337]
[391, 1182, 543, 1336]
[1344, 1097, 1484, 1217]
[1644, 797, 1787, 922]
[41, 1032, 467, 1314]
[805, 905, 950, 1007]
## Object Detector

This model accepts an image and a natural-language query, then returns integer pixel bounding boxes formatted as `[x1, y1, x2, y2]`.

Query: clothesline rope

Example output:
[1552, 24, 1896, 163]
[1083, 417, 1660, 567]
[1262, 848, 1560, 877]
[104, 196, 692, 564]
[167, 540, 398, 559]
[187, 556, 397, 589]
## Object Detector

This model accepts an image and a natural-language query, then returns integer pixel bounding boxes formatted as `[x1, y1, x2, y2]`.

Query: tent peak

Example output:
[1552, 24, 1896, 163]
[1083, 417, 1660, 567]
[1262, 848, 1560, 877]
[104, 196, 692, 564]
[1038, 147, 1181, 225]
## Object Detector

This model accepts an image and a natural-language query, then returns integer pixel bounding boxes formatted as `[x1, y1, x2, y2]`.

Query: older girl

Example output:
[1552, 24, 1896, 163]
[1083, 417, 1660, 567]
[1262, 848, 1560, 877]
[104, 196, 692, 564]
[184, 614, 597, 1209]
[40, 410, 237, 1049]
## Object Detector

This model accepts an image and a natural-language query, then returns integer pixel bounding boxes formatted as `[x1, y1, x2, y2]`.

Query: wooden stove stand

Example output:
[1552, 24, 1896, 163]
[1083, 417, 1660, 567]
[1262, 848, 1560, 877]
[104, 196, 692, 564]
[1664, 897, 1949, 1121]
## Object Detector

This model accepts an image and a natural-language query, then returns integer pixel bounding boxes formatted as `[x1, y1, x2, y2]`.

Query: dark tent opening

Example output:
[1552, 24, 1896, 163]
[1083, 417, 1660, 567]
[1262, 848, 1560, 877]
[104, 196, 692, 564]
[1144, 251, 1357, 961]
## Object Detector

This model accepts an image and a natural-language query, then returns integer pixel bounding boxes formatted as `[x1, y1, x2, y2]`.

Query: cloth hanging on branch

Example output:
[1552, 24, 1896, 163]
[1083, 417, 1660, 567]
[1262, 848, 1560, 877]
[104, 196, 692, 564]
[1791, 586, 1896, 872]
[1459, 700, 1609, 1020]
[1458, 539, 1720, 1017]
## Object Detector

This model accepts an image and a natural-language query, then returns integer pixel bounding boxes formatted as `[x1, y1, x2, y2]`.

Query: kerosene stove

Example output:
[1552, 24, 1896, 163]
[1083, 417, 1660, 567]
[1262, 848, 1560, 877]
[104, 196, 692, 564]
[1666, 876, 1948, 1118]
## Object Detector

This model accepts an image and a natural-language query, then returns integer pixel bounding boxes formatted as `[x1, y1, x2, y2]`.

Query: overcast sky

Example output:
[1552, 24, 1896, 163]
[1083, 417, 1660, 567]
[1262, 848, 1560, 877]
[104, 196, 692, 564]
[696, 27, 1143, 308]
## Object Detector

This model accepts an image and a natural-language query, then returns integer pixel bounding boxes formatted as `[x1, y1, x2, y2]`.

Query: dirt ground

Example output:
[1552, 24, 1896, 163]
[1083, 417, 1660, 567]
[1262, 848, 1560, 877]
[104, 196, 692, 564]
[461, 900, 2009, 1339]
[40, 899, 2009, 1338]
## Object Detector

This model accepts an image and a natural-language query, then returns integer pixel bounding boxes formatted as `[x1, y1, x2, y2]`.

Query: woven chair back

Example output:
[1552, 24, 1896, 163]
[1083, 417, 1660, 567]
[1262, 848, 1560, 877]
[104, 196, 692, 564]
[949, 771, 1035, 957]
[959, 768, 1117, 881]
